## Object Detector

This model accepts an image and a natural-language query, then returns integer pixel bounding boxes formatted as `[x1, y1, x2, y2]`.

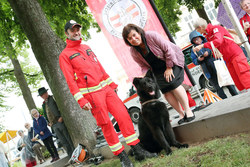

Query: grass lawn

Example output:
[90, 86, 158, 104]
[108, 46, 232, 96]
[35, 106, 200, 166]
[96, 132, 250, 167]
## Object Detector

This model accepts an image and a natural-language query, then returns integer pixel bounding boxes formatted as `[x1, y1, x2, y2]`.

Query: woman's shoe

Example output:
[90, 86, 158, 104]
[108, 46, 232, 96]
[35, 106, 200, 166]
[186, 114, 195, 122]
[178, 115, 186, 125]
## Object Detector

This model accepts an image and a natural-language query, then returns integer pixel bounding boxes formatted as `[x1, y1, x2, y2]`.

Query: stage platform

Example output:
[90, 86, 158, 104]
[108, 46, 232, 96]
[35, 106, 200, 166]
[93, 91, 250, 158]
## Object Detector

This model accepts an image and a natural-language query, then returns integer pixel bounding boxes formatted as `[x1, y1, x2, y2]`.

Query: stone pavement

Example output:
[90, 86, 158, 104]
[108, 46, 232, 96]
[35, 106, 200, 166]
[35, 149, 70, 167]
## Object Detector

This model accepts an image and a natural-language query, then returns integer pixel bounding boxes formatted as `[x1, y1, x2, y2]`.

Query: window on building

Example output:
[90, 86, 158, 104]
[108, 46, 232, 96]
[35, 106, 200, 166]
[205, 2, 217, 21]
[184, 14, 194, 31]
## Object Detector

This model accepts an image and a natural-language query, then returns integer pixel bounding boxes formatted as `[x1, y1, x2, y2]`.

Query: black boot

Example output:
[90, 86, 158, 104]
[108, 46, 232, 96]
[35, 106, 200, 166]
[118, 150, 134, 167]
[131, 143, 157, 161]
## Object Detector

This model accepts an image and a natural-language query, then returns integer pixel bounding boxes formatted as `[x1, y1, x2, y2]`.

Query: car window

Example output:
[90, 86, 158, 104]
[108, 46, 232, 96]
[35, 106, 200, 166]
[182, 45, 193, 65]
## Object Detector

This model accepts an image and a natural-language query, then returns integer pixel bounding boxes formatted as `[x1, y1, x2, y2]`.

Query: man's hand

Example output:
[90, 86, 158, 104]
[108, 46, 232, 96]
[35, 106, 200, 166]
[164, 67, 175, 82]
[40, 131, 44, 136]
[31, 138, 36, 142]
[83, 102, 92, 111]
[193, 44, 204, 52]
[58, 117, 63, 123]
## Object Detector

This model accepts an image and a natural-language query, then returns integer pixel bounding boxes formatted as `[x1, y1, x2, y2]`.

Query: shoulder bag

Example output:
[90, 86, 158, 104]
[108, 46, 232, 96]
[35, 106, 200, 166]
[210, 42, 234, 87]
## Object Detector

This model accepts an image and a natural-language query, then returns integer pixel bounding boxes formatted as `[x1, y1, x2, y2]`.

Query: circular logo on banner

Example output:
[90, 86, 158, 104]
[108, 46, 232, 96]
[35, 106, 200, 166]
[102, 0, 147, 38]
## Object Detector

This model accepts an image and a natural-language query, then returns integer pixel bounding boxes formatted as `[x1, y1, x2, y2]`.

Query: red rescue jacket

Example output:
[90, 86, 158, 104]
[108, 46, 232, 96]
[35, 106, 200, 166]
[59, 39, 117, 107]
[240, 13, 250, 42]
[203, 24, 242, 62]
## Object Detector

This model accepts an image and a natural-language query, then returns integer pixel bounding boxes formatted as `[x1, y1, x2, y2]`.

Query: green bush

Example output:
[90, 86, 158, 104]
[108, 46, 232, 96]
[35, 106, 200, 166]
[12, 161, 24, 167]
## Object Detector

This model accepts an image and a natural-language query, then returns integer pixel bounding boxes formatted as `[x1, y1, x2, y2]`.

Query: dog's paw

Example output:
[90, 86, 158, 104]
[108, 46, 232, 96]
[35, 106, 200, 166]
[180, 143, 189, 148]
[165, 149, 172, 155]
[134, 154, 145, 161]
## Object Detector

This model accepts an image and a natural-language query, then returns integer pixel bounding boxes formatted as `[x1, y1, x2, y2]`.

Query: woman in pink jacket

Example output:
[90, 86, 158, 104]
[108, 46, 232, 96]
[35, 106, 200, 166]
[122, 24, 195, 125]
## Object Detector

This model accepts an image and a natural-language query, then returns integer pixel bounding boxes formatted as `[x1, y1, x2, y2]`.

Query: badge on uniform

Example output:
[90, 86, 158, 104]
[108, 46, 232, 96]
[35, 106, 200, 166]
[86, 49, 98, 62]
[86, 49, 92, 56]
[70, 53, 80, 60]
[213, 28, 219, 33]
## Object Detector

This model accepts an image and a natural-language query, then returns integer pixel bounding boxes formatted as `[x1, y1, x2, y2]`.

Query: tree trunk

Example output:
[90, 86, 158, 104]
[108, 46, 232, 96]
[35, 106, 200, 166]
[196, 8, 211, 23]
[9, 55, 37, 111]
[8, 0, 97, 151]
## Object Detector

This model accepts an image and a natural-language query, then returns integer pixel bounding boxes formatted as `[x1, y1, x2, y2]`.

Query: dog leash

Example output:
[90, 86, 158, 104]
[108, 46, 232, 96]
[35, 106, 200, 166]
[141, 99, 159, 106]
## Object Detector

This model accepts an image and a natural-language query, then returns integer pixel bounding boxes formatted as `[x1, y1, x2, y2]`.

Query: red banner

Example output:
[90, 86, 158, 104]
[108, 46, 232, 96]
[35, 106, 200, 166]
[85, 0, 168, 81]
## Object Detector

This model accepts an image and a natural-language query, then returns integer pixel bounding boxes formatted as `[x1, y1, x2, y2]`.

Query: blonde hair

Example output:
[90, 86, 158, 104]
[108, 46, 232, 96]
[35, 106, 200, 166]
[193, 18, 208, 29]
[30, 108, 39, 116]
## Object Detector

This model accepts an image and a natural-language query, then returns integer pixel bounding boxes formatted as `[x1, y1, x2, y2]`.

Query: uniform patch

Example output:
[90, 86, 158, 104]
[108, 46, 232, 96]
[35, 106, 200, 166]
[86, 49, 92, 56]
[70, 53, 80, 60]
[213, 28, 219, 33]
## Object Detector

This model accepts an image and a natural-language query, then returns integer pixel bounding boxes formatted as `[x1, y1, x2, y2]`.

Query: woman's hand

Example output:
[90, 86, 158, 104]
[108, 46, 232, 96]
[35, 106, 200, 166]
[164, 67, 175, 82]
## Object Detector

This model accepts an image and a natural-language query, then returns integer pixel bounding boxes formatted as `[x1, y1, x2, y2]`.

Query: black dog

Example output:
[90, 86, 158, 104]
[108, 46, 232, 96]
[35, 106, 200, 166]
[133, 70, 188, 155]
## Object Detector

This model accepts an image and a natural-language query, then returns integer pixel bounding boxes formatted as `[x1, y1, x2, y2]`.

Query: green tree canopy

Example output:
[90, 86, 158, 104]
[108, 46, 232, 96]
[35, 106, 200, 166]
[155, 0, 182, 35]
[38, 0, 99, 40]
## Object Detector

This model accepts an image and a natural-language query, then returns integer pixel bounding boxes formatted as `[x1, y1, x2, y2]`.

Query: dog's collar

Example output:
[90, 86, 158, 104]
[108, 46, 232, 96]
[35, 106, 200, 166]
[141, 99, 159, 106]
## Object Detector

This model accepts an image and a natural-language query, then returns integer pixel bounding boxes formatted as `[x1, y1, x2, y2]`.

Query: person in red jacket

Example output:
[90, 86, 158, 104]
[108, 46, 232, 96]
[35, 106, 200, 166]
[59, 20, 156, 167]
[193, 18, 250, 93]
[240, 0, 250, 43]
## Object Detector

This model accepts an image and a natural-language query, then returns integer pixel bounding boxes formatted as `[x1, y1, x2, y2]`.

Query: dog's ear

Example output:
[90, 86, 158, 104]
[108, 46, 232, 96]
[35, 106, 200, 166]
[145, 70, 153, 78]
[133, 78, 140, 86]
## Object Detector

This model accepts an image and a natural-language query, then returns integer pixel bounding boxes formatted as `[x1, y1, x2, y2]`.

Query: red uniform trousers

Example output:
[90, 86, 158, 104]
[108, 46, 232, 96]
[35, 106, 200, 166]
[186, 91, 196, 108]
[227, 52, 250, 91]
[85, 86, 139, 155]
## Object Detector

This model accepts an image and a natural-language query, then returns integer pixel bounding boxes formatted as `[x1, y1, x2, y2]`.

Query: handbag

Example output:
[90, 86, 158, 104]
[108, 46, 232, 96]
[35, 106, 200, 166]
[33, 132, 45, 146]
[211, 42, 234, 87]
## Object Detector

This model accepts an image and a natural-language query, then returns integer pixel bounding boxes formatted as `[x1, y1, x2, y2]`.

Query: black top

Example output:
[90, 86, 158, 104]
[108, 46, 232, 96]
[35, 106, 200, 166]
[142, 49, 166, 74]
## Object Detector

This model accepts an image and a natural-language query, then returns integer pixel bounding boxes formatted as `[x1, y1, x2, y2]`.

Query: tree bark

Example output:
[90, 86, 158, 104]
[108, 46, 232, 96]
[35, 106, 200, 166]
[8, 0, 97, 151]
[196, 8, 211, 23]
[9, 55, 37, 111]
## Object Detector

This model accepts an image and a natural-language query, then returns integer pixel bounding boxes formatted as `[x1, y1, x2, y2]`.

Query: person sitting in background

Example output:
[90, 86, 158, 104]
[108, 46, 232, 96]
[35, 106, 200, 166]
[17, 130, 36, 167]
[189, 30, 238, 99]
[31, 109, 60, 163]
[0, 140, 9, 167]
[24, 123, 46, 164]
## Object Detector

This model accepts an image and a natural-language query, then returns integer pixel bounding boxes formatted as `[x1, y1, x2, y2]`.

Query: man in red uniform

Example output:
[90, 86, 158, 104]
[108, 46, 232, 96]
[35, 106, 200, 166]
[240, 0, 250, 43]
[59, 20, 156, 167]
[193, 18, 250, 92]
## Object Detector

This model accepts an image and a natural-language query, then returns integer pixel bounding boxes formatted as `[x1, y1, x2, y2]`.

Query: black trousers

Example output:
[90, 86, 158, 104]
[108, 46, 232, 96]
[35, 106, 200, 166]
[43, 136, 59, 158]
[209, 67, 238, 99]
